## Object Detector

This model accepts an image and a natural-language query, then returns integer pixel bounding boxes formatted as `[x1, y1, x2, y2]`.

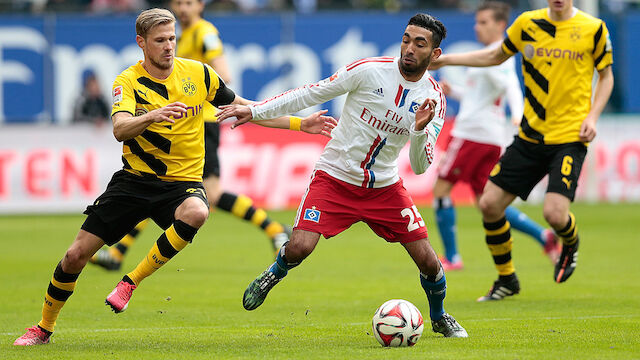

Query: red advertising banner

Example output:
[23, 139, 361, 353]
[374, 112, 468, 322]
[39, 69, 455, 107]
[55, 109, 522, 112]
[0, 116, 639, 214]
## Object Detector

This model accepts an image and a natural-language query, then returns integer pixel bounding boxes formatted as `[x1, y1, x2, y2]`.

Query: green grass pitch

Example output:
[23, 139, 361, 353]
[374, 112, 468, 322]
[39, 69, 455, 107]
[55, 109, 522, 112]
[1, 203, 639, 359]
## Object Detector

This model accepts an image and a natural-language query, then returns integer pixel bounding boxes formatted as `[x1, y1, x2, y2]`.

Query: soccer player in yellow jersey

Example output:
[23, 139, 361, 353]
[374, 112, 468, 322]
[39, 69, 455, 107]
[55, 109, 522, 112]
[14, 8, 335, 346]
[172, 0, 295, 253]
[90, 0, 291, 271]
[431, 0, 614, 300]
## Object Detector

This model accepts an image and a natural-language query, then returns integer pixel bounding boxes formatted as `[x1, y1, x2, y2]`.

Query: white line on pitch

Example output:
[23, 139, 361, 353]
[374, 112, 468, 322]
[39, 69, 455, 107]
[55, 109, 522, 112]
[2, 314, 637, 336]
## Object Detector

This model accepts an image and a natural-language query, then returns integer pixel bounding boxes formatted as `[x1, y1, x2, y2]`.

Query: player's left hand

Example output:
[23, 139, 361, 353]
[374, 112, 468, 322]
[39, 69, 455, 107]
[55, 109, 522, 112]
[414, 98, 437, 131]
[216, 104, 253, 129]
[302, 109, 338, 138]
[579, 116, 597, 142]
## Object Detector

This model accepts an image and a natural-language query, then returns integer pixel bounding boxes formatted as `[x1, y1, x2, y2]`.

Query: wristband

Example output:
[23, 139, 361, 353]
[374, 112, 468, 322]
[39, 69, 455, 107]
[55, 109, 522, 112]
[289, 116, 302, 131]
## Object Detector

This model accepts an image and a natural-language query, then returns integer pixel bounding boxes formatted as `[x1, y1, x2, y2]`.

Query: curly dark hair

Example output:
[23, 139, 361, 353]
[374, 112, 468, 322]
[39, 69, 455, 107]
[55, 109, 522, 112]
[407, 13, 447, 48]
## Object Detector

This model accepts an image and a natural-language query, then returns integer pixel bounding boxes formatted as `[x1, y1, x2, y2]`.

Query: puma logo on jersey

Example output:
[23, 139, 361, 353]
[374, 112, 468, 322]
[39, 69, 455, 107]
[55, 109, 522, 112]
[137, 89, 148, 97]
[562, 177, 572, 189]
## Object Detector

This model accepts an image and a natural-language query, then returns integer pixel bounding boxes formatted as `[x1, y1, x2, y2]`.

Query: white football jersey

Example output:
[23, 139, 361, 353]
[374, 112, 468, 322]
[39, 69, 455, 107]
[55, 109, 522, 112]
[450, 41, 523, 147]
[250, 57, 445, 188]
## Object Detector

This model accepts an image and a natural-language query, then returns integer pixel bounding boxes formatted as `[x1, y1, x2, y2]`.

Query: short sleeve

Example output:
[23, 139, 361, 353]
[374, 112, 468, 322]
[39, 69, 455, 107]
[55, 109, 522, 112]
[502, 14, 525, 56]
[593, 21, 613, 71]
[111, 74, 135, 117]
[202, 26, 224, 63]
[203, 63, 221, 102]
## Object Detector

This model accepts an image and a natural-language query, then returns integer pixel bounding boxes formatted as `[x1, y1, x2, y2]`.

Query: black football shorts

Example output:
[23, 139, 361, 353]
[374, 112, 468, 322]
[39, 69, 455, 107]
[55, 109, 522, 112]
[81, 170, 207, 245]
[489, 137, 587, 201]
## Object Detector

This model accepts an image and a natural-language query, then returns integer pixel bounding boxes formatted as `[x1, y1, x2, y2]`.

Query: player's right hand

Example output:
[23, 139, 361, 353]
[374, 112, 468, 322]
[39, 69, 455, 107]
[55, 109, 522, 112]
[147, 102, 188, 124]
[302, 109, 338, 138]
[216, 104, 253, 129]
[414, 98, 437, 131]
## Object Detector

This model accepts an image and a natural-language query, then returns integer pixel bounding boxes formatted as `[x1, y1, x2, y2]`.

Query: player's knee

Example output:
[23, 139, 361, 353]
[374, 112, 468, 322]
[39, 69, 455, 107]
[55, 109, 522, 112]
[188, 206, 209, 228]
[63, 247, 90, 269]
[478, 195, 499, 218]
[543, 208, 567, 229]
[177, 200, 209, 228]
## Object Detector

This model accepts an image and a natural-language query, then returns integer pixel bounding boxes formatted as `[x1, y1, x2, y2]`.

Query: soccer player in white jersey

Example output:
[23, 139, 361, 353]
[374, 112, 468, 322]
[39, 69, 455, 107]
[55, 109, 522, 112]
[217, 13, 467, 338]
[433, 1, 560, 272]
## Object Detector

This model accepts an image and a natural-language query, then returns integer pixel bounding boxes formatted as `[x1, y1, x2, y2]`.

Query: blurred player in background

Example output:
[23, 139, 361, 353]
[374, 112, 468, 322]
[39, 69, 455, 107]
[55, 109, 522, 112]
[431, 0, 614, 300]
[14, 8, 335, 346]
[90, 0, 291, 271]
[218, 14, 468, 338]
[433, 1, 559, 272]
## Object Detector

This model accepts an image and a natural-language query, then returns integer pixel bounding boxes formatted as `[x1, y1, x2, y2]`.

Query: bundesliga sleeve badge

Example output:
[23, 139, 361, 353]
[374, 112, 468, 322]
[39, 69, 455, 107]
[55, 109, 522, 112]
[112, 86, 123, 104]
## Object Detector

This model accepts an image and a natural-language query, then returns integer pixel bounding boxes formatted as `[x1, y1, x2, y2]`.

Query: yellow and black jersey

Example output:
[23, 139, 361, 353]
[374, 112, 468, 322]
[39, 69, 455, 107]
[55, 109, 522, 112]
[177, 18, 225, 123]
[111, 57, 234, 182]
[502, 8, 613, 144]
[177, 18, 224, 63]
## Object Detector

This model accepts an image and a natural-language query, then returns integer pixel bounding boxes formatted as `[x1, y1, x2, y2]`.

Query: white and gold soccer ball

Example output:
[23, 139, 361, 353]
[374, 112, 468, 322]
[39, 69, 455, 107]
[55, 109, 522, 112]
[372, 299, 424, 347]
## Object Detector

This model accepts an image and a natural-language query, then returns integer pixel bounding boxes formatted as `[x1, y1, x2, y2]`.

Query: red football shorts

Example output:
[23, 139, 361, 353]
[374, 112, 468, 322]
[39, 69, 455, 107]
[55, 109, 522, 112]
[293, 170, 428, 243]
[437, 137, 502, 196]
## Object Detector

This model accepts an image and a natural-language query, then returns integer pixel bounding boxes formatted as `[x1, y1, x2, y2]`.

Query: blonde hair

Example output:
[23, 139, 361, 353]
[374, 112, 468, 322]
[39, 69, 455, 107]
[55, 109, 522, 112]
[136, 8, 176, 39]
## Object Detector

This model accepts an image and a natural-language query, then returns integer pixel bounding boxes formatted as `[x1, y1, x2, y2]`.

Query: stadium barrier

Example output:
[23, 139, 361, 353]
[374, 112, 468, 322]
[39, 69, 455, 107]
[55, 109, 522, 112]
[0, 115, 638, 214]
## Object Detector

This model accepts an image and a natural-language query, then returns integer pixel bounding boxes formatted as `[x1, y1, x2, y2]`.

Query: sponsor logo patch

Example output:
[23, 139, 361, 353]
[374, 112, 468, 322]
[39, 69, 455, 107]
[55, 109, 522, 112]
[112, 86, 123, 104]
[303, 208, 321, 223]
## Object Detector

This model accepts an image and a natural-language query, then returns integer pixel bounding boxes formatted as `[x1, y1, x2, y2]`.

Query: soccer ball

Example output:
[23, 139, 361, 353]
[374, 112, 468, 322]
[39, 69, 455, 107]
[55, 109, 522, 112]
[372, 299, 424, 347]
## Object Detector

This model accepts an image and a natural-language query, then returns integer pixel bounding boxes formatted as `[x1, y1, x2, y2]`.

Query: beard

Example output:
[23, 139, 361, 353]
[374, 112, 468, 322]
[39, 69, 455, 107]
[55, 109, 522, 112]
[399, 52, 431, 76]
[150, 54, 173, 70]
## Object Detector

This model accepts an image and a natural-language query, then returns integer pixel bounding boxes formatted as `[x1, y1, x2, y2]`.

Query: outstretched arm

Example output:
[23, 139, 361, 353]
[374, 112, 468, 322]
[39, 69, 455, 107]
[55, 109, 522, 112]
[251, 111, 337, 138]
[430, 46, 511, 70]
[219, 96, 337, 137]
[217, 64, 360, 127]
